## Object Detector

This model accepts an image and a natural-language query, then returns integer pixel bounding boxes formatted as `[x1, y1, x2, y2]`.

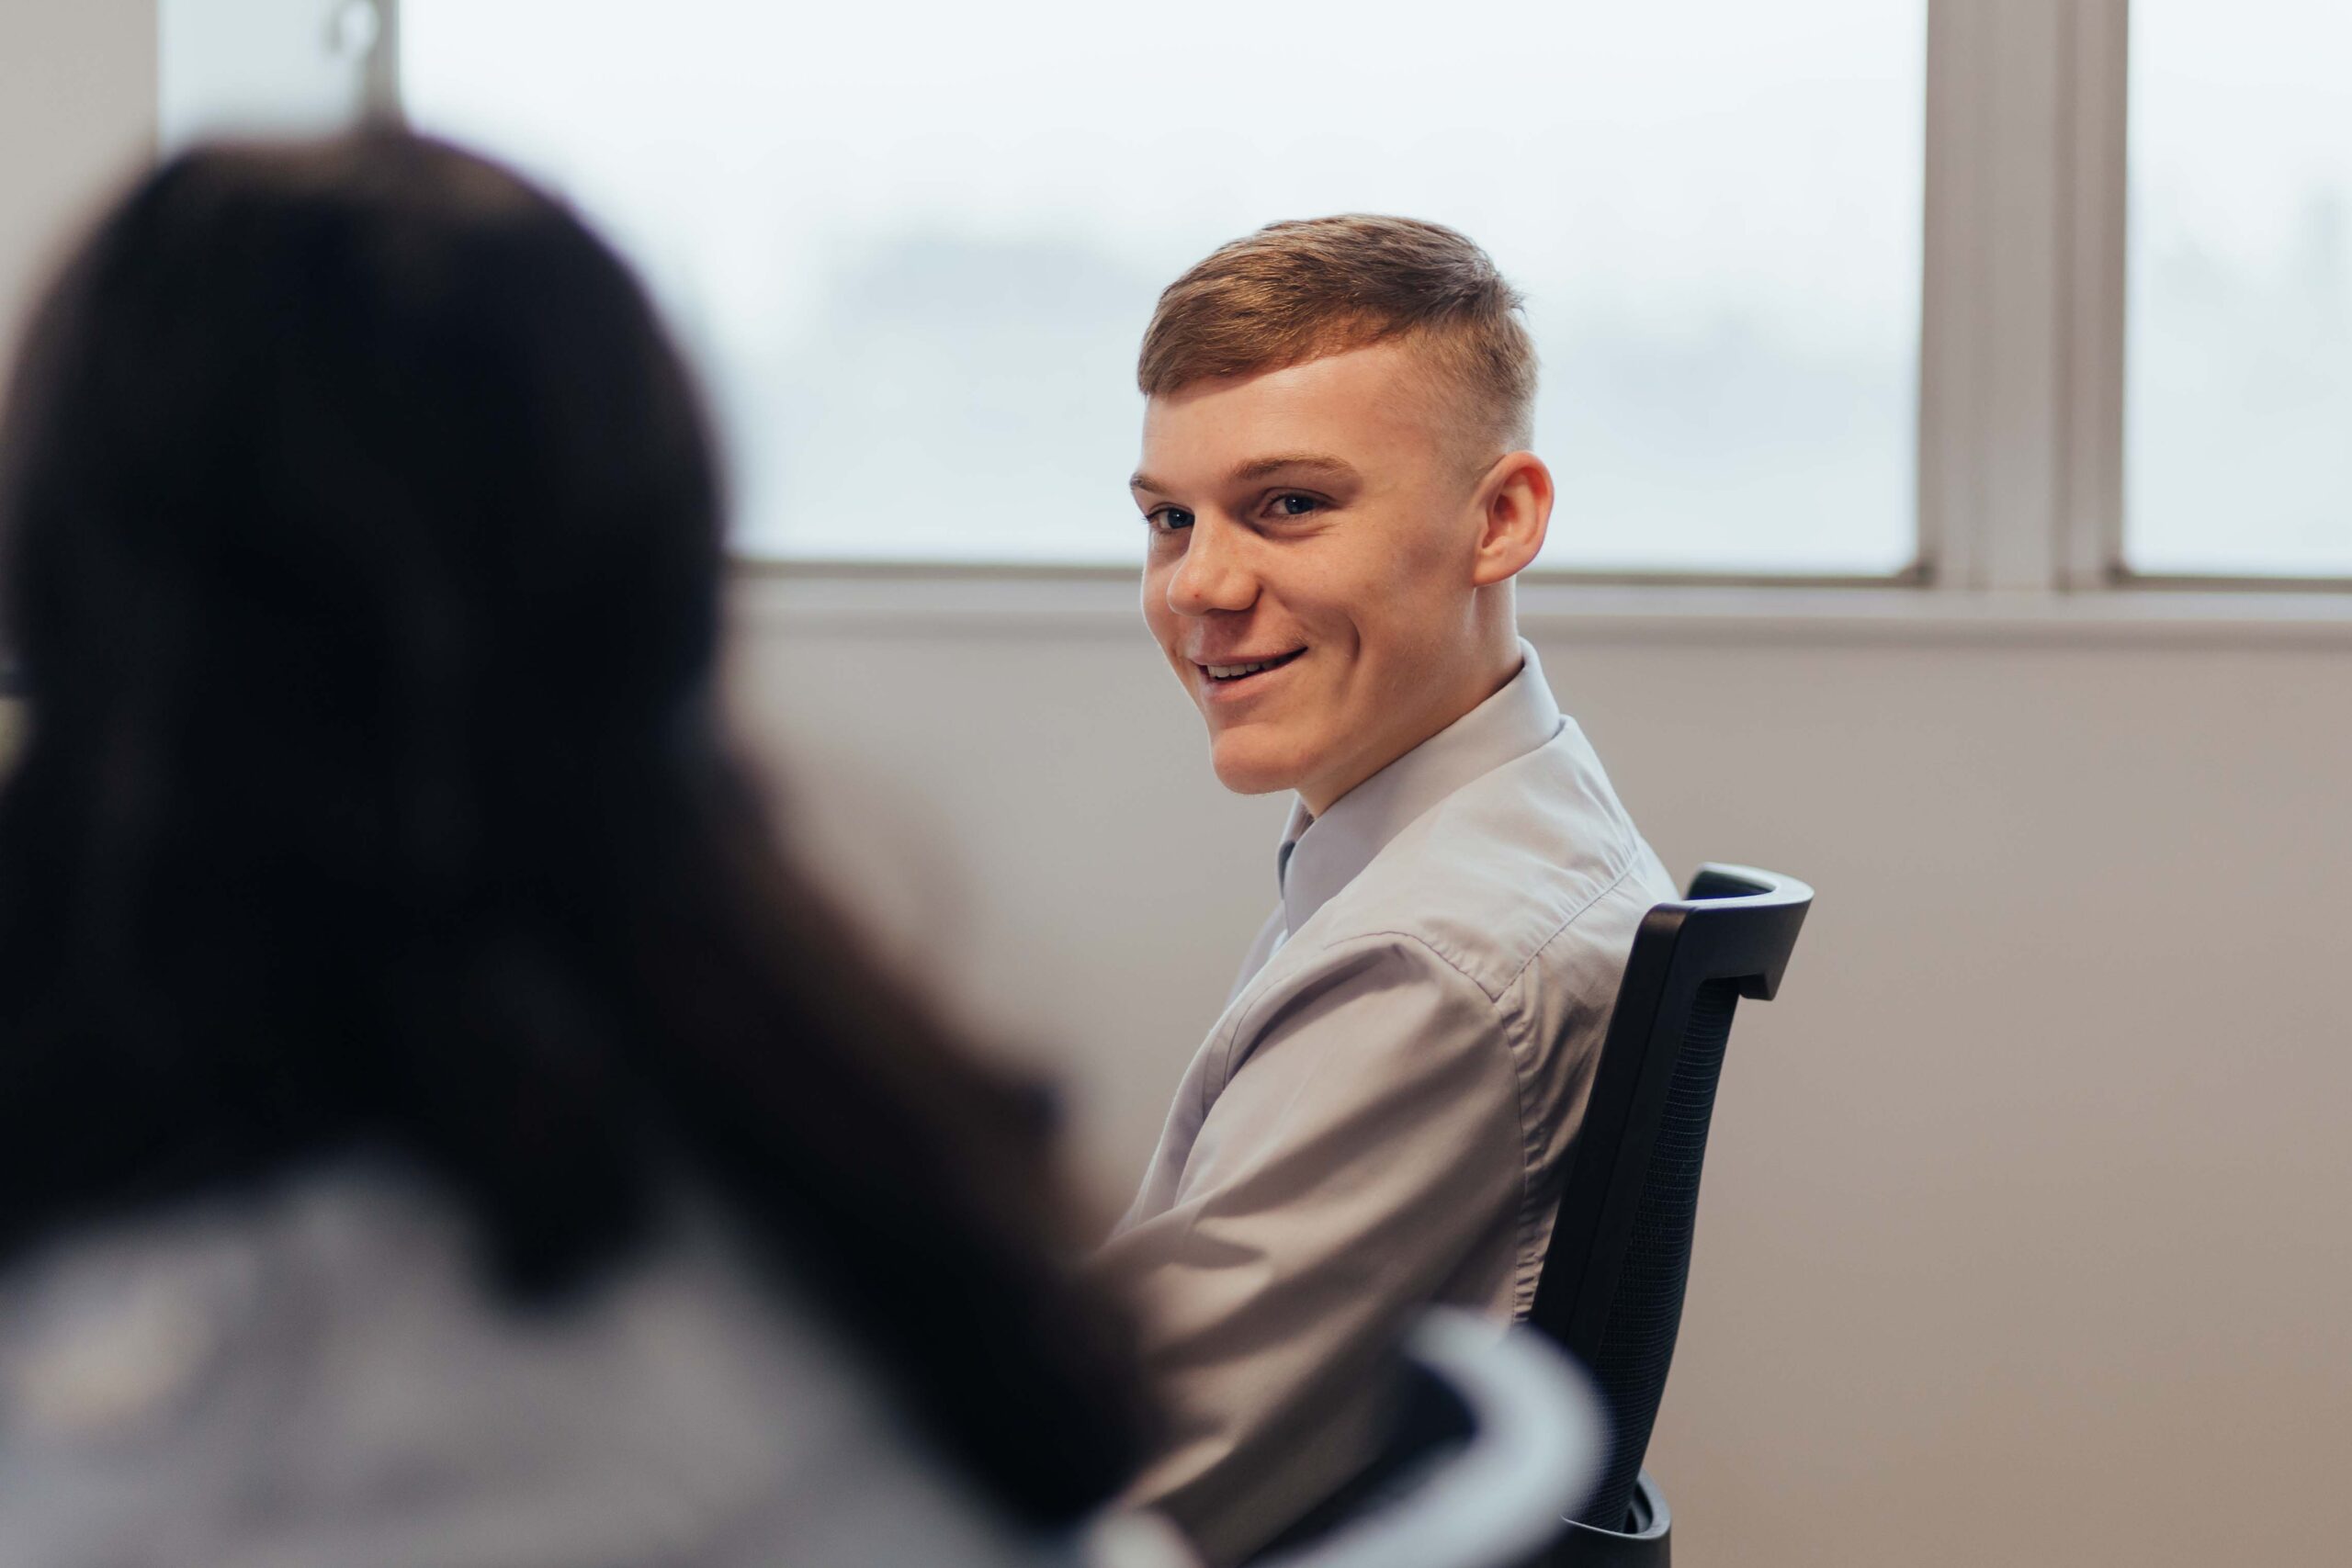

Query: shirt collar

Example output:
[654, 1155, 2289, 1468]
[1274, 639, 1565, 936]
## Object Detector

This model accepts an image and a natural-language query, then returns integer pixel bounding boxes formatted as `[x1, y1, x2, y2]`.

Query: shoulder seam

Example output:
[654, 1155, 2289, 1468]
[1306, 837, 1649, 1005]
[1498, 850, 1646, 996]
[1210, 927, 1495, 1088]
[1334, 928, 1506, 1003]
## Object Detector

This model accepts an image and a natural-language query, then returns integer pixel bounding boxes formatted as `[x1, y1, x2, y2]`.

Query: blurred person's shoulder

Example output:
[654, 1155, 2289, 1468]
[0, 1162, 1086, 1568]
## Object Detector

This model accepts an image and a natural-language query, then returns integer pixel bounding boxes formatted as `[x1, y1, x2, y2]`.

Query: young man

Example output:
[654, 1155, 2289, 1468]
[1098, 217, 1677, 1564]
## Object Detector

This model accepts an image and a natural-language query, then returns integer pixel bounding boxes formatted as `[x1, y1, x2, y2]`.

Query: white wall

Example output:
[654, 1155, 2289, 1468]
[729, 583, 2352, 1568]
[0, 2, 155, 369]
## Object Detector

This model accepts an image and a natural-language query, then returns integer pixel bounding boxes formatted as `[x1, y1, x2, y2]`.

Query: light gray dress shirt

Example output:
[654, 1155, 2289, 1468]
[1098, 643, 1676, 1565]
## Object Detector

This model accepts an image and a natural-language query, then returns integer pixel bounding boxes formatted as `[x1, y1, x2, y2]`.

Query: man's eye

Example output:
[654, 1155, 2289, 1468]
[1148, 507, 1194, 534]
[1270, 494, 1319, 518]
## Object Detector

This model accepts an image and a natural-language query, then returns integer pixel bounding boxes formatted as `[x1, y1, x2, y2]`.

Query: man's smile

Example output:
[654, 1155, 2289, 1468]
[1194, 647, 1306, 699]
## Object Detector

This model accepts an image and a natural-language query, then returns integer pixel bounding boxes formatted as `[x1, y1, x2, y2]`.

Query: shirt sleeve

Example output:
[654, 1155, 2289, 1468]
[1093, 934, 1526, 1566]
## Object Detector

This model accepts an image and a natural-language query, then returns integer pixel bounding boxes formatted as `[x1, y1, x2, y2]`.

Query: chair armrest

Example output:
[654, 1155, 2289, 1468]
[1255, 1312, 1603, 1568]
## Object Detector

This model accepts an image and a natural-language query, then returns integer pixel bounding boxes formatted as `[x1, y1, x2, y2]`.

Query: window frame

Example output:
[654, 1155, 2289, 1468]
[1931, 0, 2352, 598]
[1917, 0, 2122, 597]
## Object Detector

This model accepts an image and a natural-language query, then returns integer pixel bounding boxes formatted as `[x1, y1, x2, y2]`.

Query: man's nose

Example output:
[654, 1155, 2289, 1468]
[1165, 513, 1259, 617]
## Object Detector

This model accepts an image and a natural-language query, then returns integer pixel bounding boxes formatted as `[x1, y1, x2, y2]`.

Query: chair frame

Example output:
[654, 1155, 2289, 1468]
[1529, 863, 1812, 1534]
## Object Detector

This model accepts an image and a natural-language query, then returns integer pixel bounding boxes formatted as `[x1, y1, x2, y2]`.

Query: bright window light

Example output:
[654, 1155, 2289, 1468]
[159, 0, 386, 150]
[402, 2, 1924, 572]
[2127, 0, 2352, 580]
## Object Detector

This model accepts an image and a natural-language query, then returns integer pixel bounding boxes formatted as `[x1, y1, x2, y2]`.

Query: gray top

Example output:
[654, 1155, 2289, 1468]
[0, 1168, 1091, 1568]
[1099, 643, 1675, 1564]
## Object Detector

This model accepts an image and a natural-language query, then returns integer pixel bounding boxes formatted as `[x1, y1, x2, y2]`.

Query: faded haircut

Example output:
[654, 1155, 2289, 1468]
[1137, 215, 1538, 455]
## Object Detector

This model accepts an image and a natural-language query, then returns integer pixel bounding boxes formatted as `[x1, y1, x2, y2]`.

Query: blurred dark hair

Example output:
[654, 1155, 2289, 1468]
[0, 130, 1148, 1526]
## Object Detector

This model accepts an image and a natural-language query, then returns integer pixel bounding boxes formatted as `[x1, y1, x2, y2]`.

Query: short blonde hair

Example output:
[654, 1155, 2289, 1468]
[1137, 215, 1538, 452]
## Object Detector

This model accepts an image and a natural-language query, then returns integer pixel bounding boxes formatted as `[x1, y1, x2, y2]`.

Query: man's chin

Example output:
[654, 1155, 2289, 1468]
[1207, 734, 1309, 798]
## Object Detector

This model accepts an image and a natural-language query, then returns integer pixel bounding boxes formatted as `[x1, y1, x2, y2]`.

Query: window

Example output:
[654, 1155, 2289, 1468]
[399, 1, 1926, 573]
[2125, 0, 2352, 580]
[154, 0, 2352, 600]
[158, 0, 389, 149]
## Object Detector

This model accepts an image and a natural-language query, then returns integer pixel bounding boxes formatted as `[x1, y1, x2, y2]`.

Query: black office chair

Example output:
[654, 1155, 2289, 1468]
[1532, 863, 1813, 1567]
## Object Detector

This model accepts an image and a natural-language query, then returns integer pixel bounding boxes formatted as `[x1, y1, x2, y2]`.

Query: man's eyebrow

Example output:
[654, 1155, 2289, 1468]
[1129, 454, 1362, 496]
[1229, 454, 1360, 484]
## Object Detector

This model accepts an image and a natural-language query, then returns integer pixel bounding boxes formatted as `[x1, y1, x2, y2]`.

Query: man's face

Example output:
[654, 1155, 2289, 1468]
[1132, 341, 1503, 812]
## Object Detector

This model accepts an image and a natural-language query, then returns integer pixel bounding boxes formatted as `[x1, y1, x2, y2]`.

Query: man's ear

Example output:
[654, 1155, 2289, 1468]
[1469, 450, 1554, 587]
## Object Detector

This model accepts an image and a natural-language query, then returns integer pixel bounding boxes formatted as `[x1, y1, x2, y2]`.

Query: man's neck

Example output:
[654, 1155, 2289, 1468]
[1297, 638, 1526, 818]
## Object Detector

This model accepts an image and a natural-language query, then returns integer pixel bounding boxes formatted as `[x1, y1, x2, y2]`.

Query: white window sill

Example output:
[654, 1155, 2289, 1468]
[729, 565, 2352, 649]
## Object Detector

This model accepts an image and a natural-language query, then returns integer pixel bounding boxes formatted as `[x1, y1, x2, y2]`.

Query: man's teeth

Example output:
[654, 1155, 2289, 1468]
[1207, 658, 1286, 680]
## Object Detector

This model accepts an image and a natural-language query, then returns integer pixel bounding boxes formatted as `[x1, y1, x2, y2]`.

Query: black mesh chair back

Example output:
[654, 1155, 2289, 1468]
[1529, 863, 1811, 1540]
